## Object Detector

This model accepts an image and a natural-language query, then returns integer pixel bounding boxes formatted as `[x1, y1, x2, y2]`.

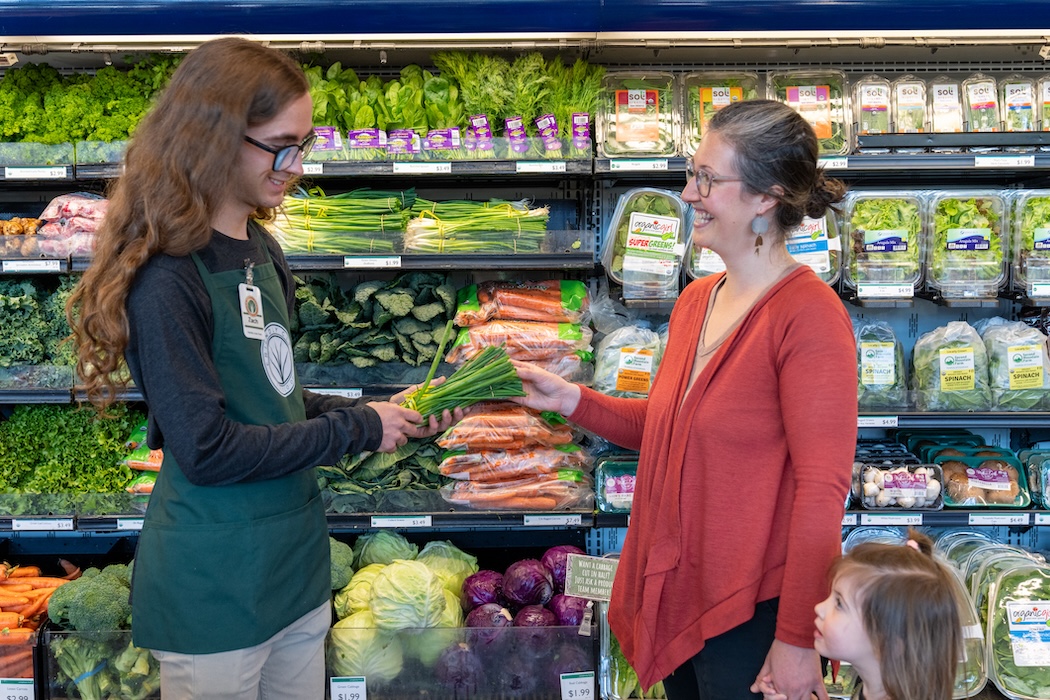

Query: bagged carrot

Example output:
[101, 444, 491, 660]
[440, 470, 594, 510]
[445, 320, 593, 364]
[436, 403, 575, 451]
[439, 444, 593, 481]
[454, 280, 591, 326]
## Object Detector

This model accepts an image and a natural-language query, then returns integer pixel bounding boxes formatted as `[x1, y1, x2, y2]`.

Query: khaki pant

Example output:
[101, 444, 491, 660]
[151, 601, 330, 700]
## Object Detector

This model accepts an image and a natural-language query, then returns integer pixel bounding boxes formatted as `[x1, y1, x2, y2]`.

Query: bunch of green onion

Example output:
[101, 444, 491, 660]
[272, 187, 416, 254]
[401, 320, 525, 419]
[403, 199, 549, 254]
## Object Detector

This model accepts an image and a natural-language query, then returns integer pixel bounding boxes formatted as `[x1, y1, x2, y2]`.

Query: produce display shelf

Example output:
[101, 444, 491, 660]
[599, 511, 1050, 530]
[0, 258, 68, 274]
[326, 510, 595, 532]
[303, 158, 593, 177]
[0, 389, 71, 404]
[286, 251, 597, 271]
[856, 132, 1050, 150]
[73, 163, 122, 179]
[859, 411, 1050, 428]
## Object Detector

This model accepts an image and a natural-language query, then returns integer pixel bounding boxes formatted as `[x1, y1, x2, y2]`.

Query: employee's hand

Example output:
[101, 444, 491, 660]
[390, 375, 448, 405]
[367, 402, 425, 452]
[751, 640, 827, 700]
[509, 360, 581, 417]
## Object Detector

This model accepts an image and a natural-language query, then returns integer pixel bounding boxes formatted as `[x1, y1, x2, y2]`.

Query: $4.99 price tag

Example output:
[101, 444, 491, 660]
[330, 676, 366, 700]
[561, 671, 595, 699]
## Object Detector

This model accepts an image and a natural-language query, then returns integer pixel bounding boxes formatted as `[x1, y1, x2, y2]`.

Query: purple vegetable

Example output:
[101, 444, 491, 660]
[464, 602, 513, 648]
[434, 642, 485, 694]
[503, 559, 554, 608]
[461, 569, 504, 611]
[491, 652, 539, 697]
[541, 544, 585, 592]
[549, 593, 589, 626]
[513, 605, 557, 657]
[513, 604, 557, 627]
[544, 642, 594, 690]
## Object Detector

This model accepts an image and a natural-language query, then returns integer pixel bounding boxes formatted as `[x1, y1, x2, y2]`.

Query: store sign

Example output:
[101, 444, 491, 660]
[564, 554, 618, 601]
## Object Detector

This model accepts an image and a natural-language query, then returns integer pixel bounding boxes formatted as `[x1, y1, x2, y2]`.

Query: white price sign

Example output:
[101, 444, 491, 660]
[0, 679, 33, 700]
[523, 514, 583, 527]
[561, 671, 595, 699]
[11, 518, 73, 531]
[344, 256, 401, 269]
[370, 515, 431, 528]
[858, 416, 899, 428]
[1030, 284, 1050, 298]
[310, 388, 364, 399]
[3, 166, 67, 179]
[516, 161, 567, 173]
[2, 260, 62, 273]
[968, 513, 1030, 526]
[842, 514, 858, 526]
[393, 162, 452, 174]
[975, 155, 1035, 168]
[818, 157, 849, 170]
[116, 518, 144, 532]
[609, 159, 668, 171]
[330, 676, 366, 700]
[302, 162, 324, 175]
[857, 284, 914, 298]
[860, 514, 922, 526]
[1035, 513, 1050, 526]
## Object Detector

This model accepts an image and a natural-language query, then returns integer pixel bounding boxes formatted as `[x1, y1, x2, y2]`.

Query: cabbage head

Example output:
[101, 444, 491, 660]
[370, 559, 446, 630]
[416, 540, 479, 596]
[327, 610, 404, 683]
[334, 563, 386, 620]
[404, 589, 466, 667]
[354, 531, 419, 568]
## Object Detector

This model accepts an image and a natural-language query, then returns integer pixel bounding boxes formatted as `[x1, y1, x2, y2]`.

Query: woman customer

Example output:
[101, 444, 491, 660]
[513, 99, 857, 699]
[68, 37, 457, 699]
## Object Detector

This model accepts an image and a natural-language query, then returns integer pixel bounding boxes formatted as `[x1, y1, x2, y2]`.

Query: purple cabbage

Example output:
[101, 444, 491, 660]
[461, 569, 503, 612]
[541, 544, 585, 592]
[544, 642, 595, 690]
[512, 604, 557, 628]
[503, 559, 553, 608]
[434, 642, 486, 694]
[490, 651, 539, 697]
[513, 605, 557, 657]
[548, 593, 589, 626]
[464, 602, 513, 648]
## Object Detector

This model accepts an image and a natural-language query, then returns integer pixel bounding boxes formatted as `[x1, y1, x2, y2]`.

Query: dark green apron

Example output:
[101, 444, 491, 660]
[132, 236, 329, 654]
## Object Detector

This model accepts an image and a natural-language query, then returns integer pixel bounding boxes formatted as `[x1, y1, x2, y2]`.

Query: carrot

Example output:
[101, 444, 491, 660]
[0, 628, 33, 645]
[19, 589, 53, 618]
[0, 564, 7, 581]
[0, 613, 21, 629]
[0, 648, 33, 677]
[0, 577, 68, 589]
[6, 566, 41, 578]
[57, 558, 82, 580]
[0, 585, 31, 593]
[0, 595, 29, 608]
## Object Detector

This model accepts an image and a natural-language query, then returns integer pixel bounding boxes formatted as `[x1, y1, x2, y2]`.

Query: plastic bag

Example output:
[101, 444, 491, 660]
[36, 192, 108, 256]
[436, 403, 575, 451]
[981, 320, 1050, 410]
[588, 277, 637, 335]
[453, 280, 590, 326]
[438, 444, 592, 481]
[912, 321, 992, 411]
[529, 352, 595, 385]
[593, 325, 663, 398]
[440, 471, 595, 510]
[445, 320, 593, 364]
[854, 319, 907, 410]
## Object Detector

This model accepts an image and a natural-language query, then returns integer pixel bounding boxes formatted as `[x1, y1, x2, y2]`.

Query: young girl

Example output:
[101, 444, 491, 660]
[755, 530, 961, 700]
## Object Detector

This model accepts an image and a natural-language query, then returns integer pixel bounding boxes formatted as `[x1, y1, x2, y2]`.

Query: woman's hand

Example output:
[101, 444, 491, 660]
[751, 640, 828, 700]
[510, 360, 581, 416]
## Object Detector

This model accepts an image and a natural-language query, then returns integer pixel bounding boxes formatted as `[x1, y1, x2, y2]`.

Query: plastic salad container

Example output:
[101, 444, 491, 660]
[1000, 75, 1038, 132]
[1039, 74, 1050, 131]
[943, 566, 990, 698]
[855, 463, 943, 510]
[929, 76, 965, 133]
[1028, 453, 1050, 508]
[985, 562, 1050, 700]
[961, 543, 1028, 596]
[853, 74, 892, 135]
[680, 71, 760, 156]
[842, 527, 906, 552]
[601, 187, 687, 299]
[685, 245, 725, 279]
[936, 455, 1031, 508]
[911, 321, 993, 412]
[595, 456, 639, 514]
[767, 70, 850, 155]
[893, 75, 929, 133]
[963, 73, 1001, 132]
[599, 561, 667, 699]
[785, 211, 841, 284]
[1012, 190, 1050, 299]
[598, 71, 677, 158]
[926, 190, 1007, 300]
[973, 550, 1044, 629]
[844, 190, 924, 293]
[854, 318, 908, 410]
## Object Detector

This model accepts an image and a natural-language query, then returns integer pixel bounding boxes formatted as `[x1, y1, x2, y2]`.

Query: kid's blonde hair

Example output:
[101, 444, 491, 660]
[830, 531, 962, 700]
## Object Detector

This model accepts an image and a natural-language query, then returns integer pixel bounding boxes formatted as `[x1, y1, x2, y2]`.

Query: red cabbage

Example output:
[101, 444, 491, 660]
[548, 593, 589, 626]
[464, 602, 512, 648]
[503, 559, 554, 608]
[541, 544, 585, 592]
[434, 642, 485, 694]
[512, 604, 557, 627]
[491, 650, 539, 697]
[544, 642, 594, 689]
[513, 605, 558, 657]
[461, 569, 503, 612]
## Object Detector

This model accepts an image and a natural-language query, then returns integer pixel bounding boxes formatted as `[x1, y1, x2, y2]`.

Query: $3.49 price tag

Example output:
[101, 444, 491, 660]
[330, 676, 366, 700]
[561, 671, 595, 699]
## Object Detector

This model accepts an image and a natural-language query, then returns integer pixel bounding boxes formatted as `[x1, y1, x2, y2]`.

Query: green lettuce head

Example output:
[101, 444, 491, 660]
[370, 559, 447, 631]
[403, 589, 466, 667]
[354, 530, 418, 568]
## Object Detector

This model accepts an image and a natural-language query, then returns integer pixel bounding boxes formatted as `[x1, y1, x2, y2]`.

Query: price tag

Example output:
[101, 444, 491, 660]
[842, 514, 858, 526]
[370, 515, 431, 528]
[523, 514, 583, 527]
[517, 161, 567, 173]
[1030, 284, 1050, 299]
[818, 157, 849, 169]
[343, 256, 401, 269]
[975, 155, 1035, 168]
[310, 388, 364, 399]
[302, 162, 325, 175]
[392, 162, 452, 174]
[1035, 513, 1050, 525]
[116, 518, 143, 531]
[857, 284, 914, 299]
[609, 159, 668, 171]
[560, 671, 595, 699]
[3, 166, 67, 179]
[2, 260, 62, 273]
[0, 678, 33, 700]
[968, 513, 1030, 526]
[330, 676, 366, 700]
[860, 514, 922, 526]
[858, 416, 899, 428]
[11, 518, 73, 531]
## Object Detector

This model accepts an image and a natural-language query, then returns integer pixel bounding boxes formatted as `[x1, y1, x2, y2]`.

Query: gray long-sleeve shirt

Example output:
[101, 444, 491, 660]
[124, 224, 383, 486]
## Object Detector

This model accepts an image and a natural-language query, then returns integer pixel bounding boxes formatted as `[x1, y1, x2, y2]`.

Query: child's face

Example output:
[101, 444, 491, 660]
[814, 574, 877, 668]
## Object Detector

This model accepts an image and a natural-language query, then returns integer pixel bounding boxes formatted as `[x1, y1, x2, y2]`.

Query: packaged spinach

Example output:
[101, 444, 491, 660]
[854, 319, 907, 410]
[987, 563, 1050, 700]
[980, 319, 1050, 410]
[911, 321, 992, 411]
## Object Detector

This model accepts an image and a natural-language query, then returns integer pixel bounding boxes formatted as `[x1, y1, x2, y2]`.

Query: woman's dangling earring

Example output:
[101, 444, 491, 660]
[751, 215, 768, 253]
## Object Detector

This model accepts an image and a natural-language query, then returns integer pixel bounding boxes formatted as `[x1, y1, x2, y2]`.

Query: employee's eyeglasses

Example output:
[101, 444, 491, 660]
[685, 160, 743, 198]
[243, 132, 317, 171]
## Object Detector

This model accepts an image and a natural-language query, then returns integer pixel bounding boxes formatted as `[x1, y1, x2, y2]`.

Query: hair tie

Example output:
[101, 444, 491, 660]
[905, 539, 921, 552]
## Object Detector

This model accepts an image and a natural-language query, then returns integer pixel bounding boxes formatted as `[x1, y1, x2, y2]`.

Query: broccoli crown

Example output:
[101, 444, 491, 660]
[51, 572, 132, 637]
[101, 563, 131, 587]
[330, 537, 355, 590]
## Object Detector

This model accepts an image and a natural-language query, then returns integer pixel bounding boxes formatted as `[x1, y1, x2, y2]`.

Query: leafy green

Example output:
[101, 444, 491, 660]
[982, 321, 1050, 410]
[911, 322, 992, 411]
[320, 437, 447, 513]
[854, 319, 907, 410]
[768, 71, 848, 155]
[608, 627, 665, 698]
[600, 72, 676, 156]
[848, 196, 922, 286]
[545, 57, 605, 158]
[1016, 195, 1050, 288]
[963, 76, 1000, 132]
[930, 196, 1004, 292]
[606, 189, 683, 276]
[683, 73, 759, 154]
[987, 564, 1050, 698]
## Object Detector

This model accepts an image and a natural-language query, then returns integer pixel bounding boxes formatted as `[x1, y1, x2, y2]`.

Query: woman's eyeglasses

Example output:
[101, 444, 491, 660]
[243, 132, 318, 171]
[685, 160, 743, 198]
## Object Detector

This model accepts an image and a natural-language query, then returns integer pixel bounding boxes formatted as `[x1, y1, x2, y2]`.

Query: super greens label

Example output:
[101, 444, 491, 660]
[622, 211, 681, 276]
[1006, 602, 1050, 667]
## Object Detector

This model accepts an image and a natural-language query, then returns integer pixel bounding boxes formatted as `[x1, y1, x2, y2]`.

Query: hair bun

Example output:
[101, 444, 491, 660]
[804, 171, 848, 219]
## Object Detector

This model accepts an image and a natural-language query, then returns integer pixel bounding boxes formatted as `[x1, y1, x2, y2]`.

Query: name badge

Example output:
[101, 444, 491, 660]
[238, 283, 265, 340]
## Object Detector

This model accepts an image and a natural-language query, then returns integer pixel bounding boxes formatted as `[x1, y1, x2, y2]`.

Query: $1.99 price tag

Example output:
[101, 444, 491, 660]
[330, 676, 366, 700]
[561, 671, 595, 699]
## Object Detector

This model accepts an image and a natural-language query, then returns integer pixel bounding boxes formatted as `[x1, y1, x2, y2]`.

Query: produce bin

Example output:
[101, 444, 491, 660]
[326, 624, 597, 699]
[73, 141, 126, 165]
[43, 629, 159, 700]
[0, 143, 74, 167]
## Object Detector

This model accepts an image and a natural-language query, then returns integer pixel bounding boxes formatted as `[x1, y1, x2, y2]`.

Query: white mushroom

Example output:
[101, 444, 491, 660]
[897, 496, 917, 509]
[863, 482, 881, 498]
[926, 479, 942, 500]
[863, 468, 877, 484]
[875, 490, 894, 507]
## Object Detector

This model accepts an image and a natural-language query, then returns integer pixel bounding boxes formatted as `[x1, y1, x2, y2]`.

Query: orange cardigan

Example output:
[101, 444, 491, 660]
[571, 267, 857, 689]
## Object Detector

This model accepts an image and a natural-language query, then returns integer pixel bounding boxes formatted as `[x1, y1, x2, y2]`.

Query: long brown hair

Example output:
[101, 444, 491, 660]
[68, 37, 308, 409]
[832, 531, 962, 700]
